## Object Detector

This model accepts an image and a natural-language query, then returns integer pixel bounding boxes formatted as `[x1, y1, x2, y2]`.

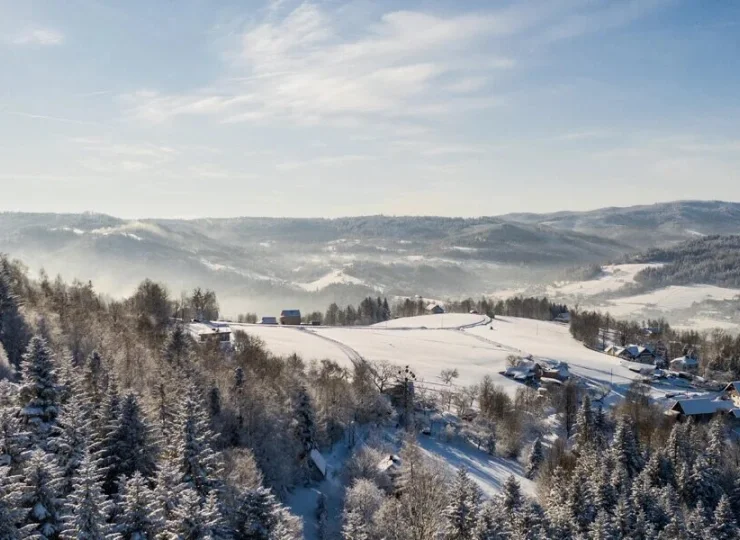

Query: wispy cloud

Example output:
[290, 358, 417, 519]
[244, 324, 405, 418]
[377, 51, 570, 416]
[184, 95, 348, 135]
[275, 154, 373, 171]
[554, 129, 614, 141]
[1, 109, 97, 125]
[11, 27, 64, 46]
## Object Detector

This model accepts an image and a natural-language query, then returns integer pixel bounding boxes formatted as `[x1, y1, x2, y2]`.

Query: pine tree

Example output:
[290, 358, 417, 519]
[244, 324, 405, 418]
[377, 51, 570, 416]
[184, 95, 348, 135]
[162, 325, 191, 369]
[81, 351, 105, 411]
[0, 465, 24, 540]
[0, 267, 30, 370]
[473, 500, 508, 540]
[60, 449, 113, 540]
[689, 455, 721, 511]
[18, 336, 60, 441]
[19, 449, 64, 539]
[710, 495, 738, 540]
[177, 385, 222, 497]
[526, 438, 543, 479]
[0, 382, 30, 473]
[567, 466, 595, 534]
[169, 488, 228, 540]
[154, 449, 188, 526]
[115, 471, 164, 539]
[342, 509, 370, 540]
[613, 495, 636, 539]
[51, 391, 92, 495]
[97, 373, 122, 494]
[590, 510, 618, 540]
[574, 394, 593, 452]
[501, 475, 523, 515]
[103, 392, 156, 493]
[686, 501, 710, 540]
[234, 486, 280, 539]
[610, 415, 643, 478]
[292, 384, 316, 457]
[442, 467, 481, 540]
[707, 417, 725, 468]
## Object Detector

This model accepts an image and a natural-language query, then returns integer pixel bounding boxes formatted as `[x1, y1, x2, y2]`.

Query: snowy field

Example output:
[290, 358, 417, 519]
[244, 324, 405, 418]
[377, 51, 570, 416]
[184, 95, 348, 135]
[547, 263, 662, 297]
[230, 314, 685, 403]
[598, 284, 740, 318]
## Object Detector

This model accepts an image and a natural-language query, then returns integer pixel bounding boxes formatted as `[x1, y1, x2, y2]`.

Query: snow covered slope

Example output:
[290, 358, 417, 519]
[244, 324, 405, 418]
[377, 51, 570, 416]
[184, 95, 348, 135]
[547, 263, 661, 297]
[230, 315, 683, 402]
[372, 313, 487, 329]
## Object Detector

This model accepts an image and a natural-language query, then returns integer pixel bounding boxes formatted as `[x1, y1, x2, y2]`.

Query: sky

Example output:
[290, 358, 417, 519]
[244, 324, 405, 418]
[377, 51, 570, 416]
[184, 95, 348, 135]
[1, 0, 739, 218]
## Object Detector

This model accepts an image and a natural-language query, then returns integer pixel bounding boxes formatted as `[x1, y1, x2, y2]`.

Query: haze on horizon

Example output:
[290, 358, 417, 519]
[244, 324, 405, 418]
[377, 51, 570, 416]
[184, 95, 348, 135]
[1, 0, 739, 219]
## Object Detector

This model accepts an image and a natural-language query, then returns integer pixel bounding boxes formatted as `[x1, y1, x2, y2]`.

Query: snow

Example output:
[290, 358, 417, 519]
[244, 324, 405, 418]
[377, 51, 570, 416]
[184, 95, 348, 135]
[296, 269, 366, 291]
[228, 324, 350, 364]
[418, 435, 536, 499]
[373, 313, 487, 329]
[547, 263, 663, 297]
[600, 285, 740, 317]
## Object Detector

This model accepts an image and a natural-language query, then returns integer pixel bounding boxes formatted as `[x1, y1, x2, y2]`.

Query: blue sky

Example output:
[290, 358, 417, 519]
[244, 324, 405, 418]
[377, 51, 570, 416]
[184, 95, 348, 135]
[1, 0, 738, 218]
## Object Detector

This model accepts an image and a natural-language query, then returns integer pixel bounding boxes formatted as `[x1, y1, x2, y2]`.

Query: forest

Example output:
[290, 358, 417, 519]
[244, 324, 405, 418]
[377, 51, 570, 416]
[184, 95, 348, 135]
[632, 235, 740, 289]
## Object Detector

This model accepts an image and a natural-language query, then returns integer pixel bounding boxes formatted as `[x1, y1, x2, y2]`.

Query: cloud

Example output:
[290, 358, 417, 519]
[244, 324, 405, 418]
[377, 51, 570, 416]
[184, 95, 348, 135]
[275, 154, 373, 171]
[554, 130, 614, 141]
[11, 27, 64, 46]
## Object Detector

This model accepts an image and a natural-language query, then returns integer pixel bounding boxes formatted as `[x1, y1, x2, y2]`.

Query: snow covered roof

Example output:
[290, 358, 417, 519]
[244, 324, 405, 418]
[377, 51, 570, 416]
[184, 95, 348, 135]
[377, 454, 402, 474]
[310, 449, 327, 477]
[670, 356, 699, 367]
[723, 382, 740, 394]
[670, 398, 733, 416]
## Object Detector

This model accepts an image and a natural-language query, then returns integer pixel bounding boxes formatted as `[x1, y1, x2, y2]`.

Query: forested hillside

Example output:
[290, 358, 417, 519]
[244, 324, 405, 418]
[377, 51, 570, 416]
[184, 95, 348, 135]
[633, 235, 740, 289]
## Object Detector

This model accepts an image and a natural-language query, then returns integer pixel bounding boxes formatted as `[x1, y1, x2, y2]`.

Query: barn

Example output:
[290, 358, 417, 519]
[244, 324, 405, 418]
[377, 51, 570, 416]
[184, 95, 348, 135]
[280, 309, 302, 325]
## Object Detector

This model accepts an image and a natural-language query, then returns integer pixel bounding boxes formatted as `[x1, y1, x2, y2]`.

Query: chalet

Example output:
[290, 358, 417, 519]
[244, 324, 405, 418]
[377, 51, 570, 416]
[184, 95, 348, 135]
[187, 321, 232, 346]
[426, 303, 445, 315]
[261, 316, 278, 325]
[553, 312, 571, 324]
[542, 361, 571, 381]
[670, 356, 700, 372]
[612, 345, 656, 364]
[667, 397, 733, 422]
[280, 309, 302, 325]
[504, 360, 542, 382]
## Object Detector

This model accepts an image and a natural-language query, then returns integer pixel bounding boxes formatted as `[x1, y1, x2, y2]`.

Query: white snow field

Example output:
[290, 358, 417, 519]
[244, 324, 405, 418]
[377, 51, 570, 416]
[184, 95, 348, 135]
[547, 263, 662, 297]
[230, 314, 683, 402]
[599, 284, 740, 318]
[296, 268, 366, 291]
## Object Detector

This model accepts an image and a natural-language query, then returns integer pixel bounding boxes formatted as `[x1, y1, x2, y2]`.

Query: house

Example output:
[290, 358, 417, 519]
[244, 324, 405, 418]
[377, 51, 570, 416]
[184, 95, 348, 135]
[613, 345, 656, 364]
[670, 356, 700, 372]
[722, 382, 740, 408]
[426, 303, 445, 315]
[280, 309, 302, 325]
[666, 397, 733, 422]
[553, 312, 571, 323]
[504, 360, 542, 382]
[186, 321, 232, 346]
[541, 361, 571, 381]
[261, 316, 278, 325]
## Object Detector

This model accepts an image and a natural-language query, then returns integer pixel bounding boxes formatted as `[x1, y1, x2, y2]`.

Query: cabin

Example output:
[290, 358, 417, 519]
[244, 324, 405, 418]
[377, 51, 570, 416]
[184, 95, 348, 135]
[261, 316, 278, 325]
[553, 312, 571, 323]
[280, 309, 302, 325]
[187, 321, 232, 346]
[504, 360, 543, 383]
[612, 345, 656, 364]
[426, 303, 445, 315]
[666, 397, 733, 422]
[670, 356, 699, 373]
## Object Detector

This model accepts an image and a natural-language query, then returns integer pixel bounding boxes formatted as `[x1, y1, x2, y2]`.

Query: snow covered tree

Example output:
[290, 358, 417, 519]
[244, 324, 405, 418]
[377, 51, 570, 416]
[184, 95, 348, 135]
[0, 267, 30, 370]
[103, 392, 156, 493]
[154, 450, 189, 526]
[686, 501, 710, 540]
[19, 449, 64, 539]
[114, 471, 164, 539]
[574, 393, 593, 452]
[442, 467, 481, 540]
[81, 351, 105, 411]
[291, 384, 316, 461]
[610, 415, 643, 479]
[18, 336, 60, 441]
[526, 438, 543, 479]
[707, 417, 725, 468]
[51, 391, 92, 495]
[689, 454, 721, 511]
[60, 449, 113, 540]
[710, 495, 738, 540]
[0, 465, 24, 540]
[590, 510, 618, 540]
[162, 325, 191, 369]
[168, 488, 227, 539]
[502, 475, 523, 516]
[234, 486, 283, 539]
[473, 500, 508, 540]
[567, 466, 595, 534]
[176, 385, 222, 497]
[0, 382, 30, 473]
[342, 479, 384, 540]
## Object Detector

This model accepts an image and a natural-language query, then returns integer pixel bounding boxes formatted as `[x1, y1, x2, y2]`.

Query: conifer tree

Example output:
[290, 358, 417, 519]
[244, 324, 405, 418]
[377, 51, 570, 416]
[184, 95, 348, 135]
[19, 449, 64, 540]
[574, 393, 593, 452]
[115, 471, 164, 539]
[710, 495, 738, 540]
[51, 391, 92, 496]
[0, 382, 30, 473]
[686, 501, 710, 540]
[442, 467, 481, 540]
[501, 475, 523, 515]
[0, 465, 24, 540]
[610, 415, 643, 478]
[0, 267, 30, 370]
[567, 466, 595, 534]
[60, 449, 113, 540]
[234, 486, 280, 539]
[689, 454, 721, 511]
[177, 384, 222, 497]
[526, 438, 543, 479]
[104, 392, 156, 492]
[162, 325, 191, 369]
[590, 510, 618, 540]
[154, 448, 188, 526]
[473, 500, 508, 540]
[169, 488, 227, 540]
[18, 336, 60, 441]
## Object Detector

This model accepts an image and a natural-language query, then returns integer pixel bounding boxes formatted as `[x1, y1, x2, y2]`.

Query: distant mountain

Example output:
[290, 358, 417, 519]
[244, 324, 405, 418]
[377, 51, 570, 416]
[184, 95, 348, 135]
[0, 213, 629, 315]
[503, 200, 740, 248]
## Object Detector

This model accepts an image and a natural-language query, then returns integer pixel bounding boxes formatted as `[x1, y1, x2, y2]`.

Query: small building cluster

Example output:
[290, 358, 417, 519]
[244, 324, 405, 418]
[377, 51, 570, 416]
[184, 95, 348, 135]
[503, 358, 571, 385]
[186, 320, 232, 346]
[666, 381, 740, 423]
